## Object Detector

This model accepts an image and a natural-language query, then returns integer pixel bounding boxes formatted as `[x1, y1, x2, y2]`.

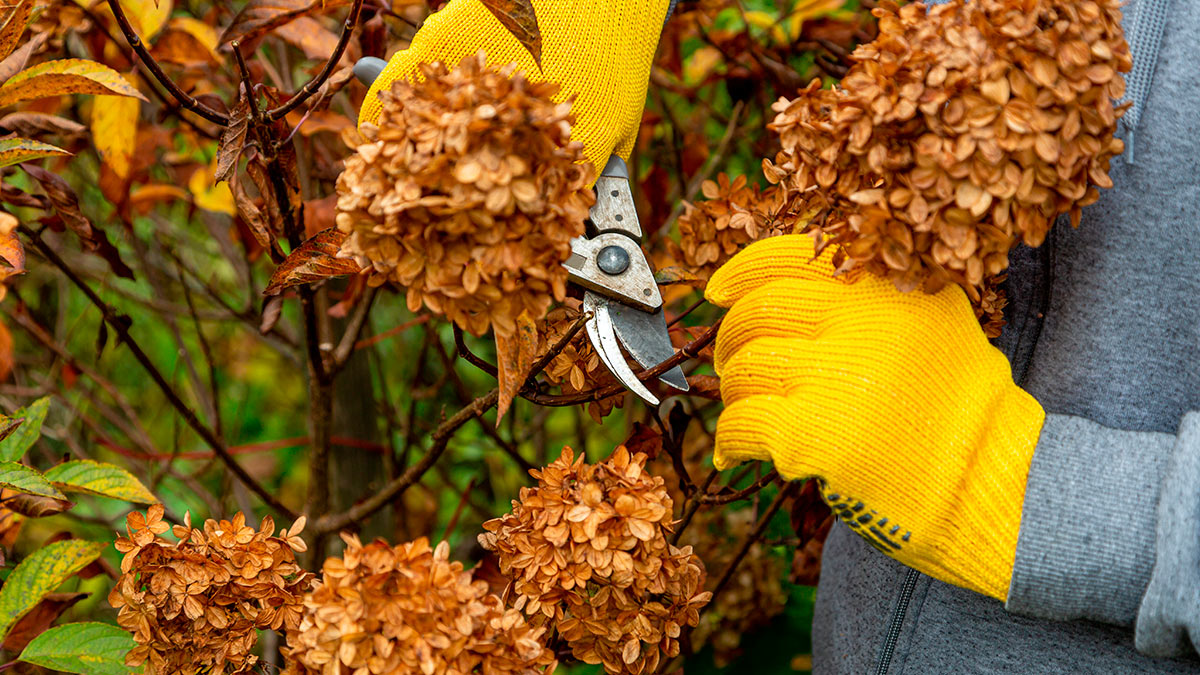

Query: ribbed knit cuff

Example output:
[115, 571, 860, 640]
[1006, 413, 1174, 625]
[1136, 411, 1200, 657]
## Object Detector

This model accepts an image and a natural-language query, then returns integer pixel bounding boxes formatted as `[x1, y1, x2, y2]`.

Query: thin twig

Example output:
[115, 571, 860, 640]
[266, 0, 365, 120]
[332, 288, 377, 369]
[313, 388, 500, 534]
[106, 0, 229, 125]
[670, 469, 719, 546]
[701, 470, 779, 504]
[353, 314, 430, 351]
[709, 481, 799, 600]
[440, 476, 478, 541]
[27, 230, 296, 519]
[454, 324, 498, 378]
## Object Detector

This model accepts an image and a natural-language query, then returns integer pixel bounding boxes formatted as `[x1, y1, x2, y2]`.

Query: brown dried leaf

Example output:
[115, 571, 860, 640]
[494, 309, 537, 422]
[215, 94, 250, 184]
[0, 112, 86, 138]
[0, 27, 43, 84]
[22, 165, 134, 279]
[274, 16, 340, 62]
[218, 0, 351, 49]
[1, 592, 87, 652]
[264, 227, 361, 295]
[684, 374, 721, 400]
[230, 168, 271, 247]
[480, 0, 542, 67]
[6, 492, 73, 518]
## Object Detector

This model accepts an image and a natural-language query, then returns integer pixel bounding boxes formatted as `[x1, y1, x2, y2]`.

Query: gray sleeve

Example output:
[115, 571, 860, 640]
[1004, 411, 1200, 658]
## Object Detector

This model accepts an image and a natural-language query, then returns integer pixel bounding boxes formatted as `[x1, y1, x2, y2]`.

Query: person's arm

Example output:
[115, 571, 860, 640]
[1008, 412, 1200, 657]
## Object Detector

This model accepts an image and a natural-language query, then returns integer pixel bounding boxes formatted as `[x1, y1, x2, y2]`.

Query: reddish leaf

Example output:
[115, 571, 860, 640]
[230, 163, 272, 248]
[302, 193, 336, 238]
[0, 212, 25, 278]
[685, 374, 721, 400]
[1, 592, 87, 653]
[494, 309, 537, 422]
[0, 317, 11, 383]
[264, 227, 360, 295]
[219, 0, 352, 49]
[480, 0, 542, 67]
[21, 165, 133, 279]
[622, 422, 663, 459]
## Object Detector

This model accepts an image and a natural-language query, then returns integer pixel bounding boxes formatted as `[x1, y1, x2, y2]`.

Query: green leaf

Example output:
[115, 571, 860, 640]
[0, 540, 106, 641]
[0, 461, 66, 500]
[19, 622, 136, 675]
[0, 137, 70, 169]
[42, 460, 156, 504]
[0, 59, 148, 108]
[0, 396, 49, 461]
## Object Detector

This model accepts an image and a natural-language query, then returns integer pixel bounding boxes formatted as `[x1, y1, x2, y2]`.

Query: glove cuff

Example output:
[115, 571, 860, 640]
[937, 384, 1045, 599]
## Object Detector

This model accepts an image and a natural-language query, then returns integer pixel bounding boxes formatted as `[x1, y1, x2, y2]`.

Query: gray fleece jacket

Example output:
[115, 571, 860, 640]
[812, 0, 1200, 672]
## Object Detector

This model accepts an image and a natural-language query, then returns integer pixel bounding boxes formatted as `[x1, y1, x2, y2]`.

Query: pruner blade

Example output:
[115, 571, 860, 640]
[583, 292, 661, 406]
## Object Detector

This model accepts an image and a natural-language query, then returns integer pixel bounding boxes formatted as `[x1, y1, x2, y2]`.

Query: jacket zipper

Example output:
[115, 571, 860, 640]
[874, 569, 920, 675]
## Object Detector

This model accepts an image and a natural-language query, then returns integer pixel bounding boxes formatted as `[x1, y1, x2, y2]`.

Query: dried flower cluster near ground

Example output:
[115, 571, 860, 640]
[283, 535, 555, 675]
[108, 507, 311, 674]
[481, 447, 711, 675]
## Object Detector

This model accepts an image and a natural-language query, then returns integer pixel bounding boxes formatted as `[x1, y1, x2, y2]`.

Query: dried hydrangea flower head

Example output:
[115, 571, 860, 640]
[480, 447, 712, 675]
[108, 506, 311, 675]
[671, 173, 792, 280]
[283, 535, 556, 675]
[335, 52, 596, 338]
[766, 0, 1130, 324]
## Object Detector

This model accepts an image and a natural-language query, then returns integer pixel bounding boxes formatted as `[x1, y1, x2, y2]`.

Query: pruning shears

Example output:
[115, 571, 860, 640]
[352, 58, 690, 406]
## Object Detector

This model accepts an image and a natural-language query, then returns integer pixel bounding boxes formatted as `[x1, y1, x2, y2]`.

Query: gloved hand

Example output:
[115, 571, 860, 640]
[358, 0, 671, 177]
[707, 235, 1046, 600]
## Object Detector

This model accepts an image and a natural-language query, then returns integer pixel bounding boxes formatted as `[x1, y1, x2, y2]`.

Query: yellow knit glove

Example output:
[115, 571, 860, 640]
[359, 0, 670, 177]
[707, 235, 1046, 599]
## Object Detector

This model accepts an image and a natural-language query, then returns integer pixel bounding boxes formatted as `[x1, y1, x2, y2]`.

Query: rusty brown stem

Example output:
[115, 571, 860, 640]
[106, 0, 229, 126]
[27, 230, 296, 519]
[266, 0, 365, 120]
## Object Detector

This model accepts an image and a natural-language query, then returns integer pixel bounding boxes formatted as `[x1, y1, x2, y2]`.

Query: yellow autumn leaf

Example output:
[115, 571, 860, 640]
[122, 0, 173, 38]
[743, 9, 778, 31]
[169, 17, 219, 53]
[785, 0, 847, 38]
[89, 75, 140, 179]
[0, 59, 147, 108]
[0, 137, 69, 168]
[683, 45, 723, 85]
[188, 163, 235, 215]
[0, 0, 34, 63]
